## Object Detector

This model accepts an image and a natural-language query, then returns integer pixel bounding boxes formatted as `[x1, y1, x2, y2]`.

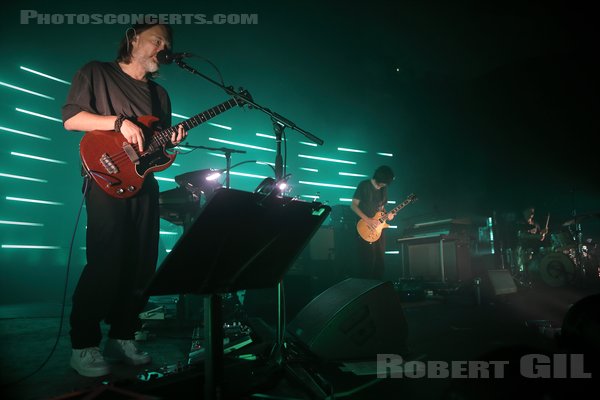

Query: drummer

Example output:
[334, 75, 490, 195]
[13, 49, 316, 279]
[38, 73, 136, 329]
[515, 207, 549, 275]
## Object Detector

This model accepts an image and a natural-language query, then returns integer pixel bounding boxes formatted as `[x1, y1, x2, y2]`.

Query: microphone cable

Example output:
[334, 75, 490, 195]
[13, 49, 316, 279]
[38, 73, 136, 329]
[0, 178, 90, 387]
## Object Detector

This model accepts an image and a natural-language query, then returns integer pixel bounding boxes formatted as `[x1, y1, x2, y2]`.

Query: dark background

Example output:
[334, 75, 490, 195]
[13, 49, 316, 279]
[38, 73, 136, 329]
[0, 0, 598, 303]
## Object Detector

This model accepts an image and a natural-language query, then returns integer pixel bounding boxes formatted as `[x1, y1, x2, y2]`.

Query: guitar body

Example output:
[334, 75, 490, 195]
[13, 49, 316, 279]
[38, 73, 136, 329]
[355, 193, 417, 243]
[80, 115, 175, 199]
[357, 211, 389, 243]
[78, 90, 252, 199]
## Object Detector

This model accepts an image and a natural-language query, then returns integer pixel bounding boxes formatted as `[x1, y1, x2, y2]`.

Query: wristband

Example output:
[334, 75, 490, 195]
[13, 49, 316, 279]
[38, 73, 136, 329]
[114, 114, 127, 133]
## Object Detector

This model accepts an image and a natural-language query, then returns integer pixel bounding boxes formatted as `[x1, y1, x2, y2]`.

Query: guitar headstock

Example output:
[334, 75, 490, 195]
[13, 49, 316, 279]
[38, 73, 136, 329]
[406, 193, 418, 203]
[234, 87, 253, 108]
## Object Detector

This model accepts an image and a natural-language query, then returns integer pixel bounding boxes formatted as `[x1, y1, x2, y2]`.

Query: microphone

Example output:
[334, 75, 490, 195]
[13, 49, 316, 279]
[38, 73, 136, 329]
[156, 49, 192, 65]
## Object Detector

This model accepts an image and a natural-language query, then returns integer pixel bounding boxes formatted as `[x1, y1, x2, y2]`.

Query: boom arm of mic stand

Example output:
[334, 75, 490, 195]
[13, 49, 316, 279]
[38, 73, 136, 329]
[175, 59, 332, 398]
[173, 59, 324, 146]
[182, 143, 247, 154]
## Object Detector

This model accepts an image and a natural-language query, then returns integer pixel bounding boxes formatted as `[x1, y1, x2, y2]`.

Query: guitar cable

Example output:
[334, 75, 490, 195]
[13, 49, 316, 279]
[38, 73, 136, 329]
[0, 178, 90, 387]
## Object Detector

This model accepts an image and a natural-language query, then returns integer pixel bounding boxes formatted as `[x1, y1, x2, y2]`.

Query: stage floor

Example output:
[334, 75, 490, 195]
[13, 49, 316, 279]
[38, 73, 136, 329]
[1, 276, 599, 400]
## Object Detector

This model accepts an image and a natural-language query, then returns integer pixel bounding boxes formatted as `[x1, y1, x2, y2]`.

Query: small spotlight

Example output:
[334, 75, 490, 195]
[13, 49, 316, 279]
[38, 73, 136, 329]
[205, 171, 222, 181]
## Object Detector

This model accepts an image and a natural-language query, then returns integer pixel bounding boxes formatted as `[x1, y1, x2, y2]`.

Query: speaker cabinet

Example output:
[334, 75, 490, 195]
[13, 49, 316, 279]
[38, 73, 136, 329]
[287, 278, 408, 360]
[406, 240, 471, 282]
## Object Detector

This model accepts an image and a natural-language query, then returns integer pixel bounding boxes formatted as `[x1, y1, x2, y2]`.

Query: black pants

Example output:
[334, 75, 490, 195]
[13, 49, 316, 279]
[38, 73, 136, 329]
[70, 178, 159, 349]
[356, 232, 386, 280]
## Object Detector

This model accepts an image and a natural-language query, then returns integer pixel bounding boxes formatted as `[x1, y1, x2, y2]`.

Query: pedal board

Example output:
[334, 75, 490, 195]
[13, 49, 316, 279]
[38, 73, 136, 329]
[188, 321, 254, 365]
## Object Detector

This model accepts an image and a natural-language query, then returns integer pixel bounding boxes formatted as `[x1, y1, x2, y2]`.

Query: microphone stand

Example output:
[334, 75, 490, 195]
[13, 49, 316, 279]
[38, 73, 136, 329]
[169, 59, 329, 399]
[180, 144, 246, 189]
[172, 58, 323, 147]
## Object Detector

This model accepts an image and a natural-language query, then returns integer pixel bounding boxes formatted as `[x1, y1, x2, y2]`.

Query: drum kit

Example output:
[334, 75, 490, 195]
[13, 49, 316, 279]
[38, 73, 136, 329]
[518, 212, 600, 288]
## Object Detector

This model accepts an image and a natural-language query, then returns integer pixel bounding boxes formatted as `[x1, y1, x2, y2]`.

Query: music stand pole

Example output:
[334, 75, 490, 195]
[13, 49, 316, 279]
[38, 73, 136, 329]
[204, 149, 235, 399]
[265, 120, 333, 399]
[204, 293, 223, 399]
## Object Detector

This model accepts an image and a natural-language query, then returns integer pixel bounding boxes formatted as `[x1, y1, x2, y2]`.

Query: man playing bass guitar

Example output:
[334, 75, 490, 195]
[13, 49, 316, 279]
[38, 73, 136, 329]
[62, 23, 186, 378]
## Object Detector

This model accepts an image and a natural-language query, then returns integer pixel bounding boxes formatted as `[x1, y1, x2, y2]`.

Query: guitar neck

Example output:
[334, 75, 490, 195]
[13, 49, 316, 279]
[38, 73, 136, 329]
[379, 194, 416, 222]
[388, 198, 412, 215]
[150, 97, 240, 148]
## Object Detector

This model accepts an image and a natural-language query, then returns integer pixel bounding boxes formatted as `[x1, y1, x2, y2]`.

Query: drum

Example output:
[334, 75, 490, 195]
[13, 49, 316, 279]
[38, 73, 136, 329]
[550, 230, 576, 251]
[528, 252, 576, 287]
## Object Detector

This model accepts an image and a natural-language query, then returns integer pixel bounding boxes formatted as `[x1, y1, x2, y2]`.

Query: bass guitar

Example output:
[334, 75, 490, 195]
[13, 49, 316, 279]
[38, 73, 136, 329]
[79, 90, 251, 198]
[357, 193, 417, 243]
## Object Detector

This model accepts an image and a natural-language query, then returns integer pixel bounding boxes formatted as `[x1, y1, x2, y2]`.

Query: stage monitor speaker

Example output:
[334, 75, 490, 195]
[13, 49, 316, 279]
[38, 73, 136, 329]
[487, 269, 517, 295]
[287, 278, 408, 361]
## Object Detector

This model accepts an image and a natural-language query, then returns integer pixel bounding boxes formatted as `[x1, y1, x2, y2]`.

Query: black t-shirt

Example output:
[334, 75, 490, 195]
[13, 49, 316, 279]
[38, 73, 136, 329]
[62, 61, 171, 128]
[353, 179, 388, 218]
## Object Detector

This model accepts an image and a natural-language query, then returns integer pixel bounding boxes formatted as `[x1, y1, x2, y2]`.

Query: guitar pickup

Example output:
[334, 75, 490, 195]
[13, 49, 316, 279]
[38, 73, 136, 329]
[100, 153, 119, 174]
[123, 143, 140, 164]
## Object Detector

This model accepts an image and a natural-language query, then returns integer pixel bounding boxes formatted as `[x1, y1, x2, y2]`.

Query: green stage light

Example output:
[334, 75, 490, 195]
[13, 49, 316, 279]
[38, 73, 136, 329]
[208, 122, 232, 130]
[298, 154, 356, 165]
[6, 196, 63, 205]
[300, 167, 318, 172]
[20, 66, 71, 84]
[0, 173, 48, 183]
[0, 81, 55, 100]
[155, 177, 175, 182]
[0, 220, 44, 227]
[376, 152, 394, 157]
[209, 137, 276, 152]
[0, 126, 51, 140]
[338, 147, 366, 153]
[10, 152, 66, 164]
[15, 108, 62, 122]
[230, 171, 268, 179]
[338, 172, 367, 177]
[256, 133, 284, 140]
[298, 181, 356, 189]
[299, 141, 317, 147]
[2, 245, 61, 249]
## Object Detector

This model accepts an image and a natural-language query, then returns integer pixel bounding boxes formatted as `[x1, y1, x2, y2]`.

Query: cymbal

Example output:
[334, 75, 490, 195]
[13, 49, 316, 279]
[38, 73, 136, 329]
[562, 212, 600, 226]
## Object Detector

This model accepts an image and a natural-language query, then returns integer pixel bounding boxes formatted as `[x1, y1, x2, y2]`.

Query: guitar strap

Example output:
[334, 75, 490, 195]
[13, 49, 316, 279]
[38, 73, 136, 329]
[148, 81, 166, 128]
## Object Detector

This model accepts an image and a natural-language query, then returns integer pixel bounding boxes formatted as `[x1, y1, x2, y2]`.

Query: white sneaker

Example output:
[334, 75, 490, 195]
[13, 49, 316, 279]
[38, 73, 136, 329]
[104, 339, 151, 366]
[70, 347, 110, 377]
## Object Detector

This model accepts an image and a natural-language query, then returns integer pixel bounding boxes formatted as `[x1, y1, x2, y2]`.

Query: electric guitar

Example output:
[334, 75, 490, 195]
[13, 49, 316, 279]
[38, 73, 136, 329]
[541, 213, 550, 241]
[356, 193, 417, 243]
[79, 90, 251, 198]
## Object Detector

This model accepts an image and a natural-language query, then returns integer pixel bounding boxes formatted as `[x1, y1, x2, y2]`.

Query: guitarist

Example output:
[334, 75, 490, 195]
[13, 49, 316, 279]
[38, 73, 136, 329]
[515, 206, 550, 282]
[61, 23, 187, 378]
[350, 166, 395, 280]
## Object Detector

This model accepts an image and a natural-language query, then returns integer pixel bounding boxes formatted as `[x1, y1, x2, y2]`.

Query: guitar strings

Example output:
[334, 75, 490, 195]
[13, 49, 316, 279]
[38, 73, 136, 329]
[106, 129, 174, 164]
[99, 98, 239, 167]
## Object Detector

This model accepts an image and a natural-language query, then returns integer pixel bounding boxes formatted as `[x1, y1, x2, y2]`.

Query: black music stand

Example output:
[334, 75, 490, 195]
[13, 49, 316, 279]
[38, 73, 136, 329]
[144, 188, 330, 399]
